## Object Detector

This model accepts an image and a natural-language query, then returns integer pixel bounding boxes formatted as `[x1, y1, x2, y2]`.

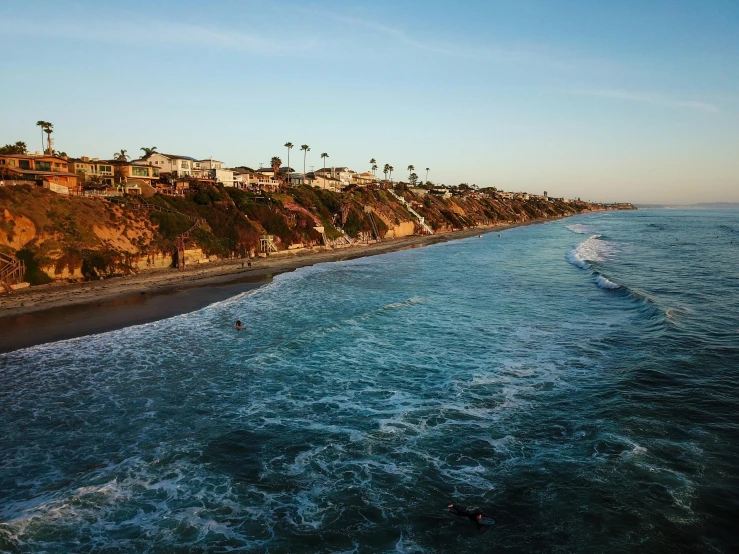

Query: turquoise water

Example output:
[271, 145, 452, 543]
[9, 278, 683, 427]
[2, 209, 739, 553]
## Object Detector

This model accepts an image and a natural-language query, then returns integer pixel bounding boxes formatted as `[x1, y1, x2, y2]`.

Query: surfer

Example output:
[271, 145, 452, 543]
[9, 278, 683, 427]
[448, 504, 493, 533]
[235, 319, 244, 330]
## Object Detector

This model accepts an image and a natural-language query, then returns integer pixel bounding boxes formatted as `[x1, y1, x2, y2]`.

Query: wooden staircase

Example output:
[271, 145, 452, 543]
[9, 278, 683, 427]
[386, 189, 434, 234]
[364, 206, 382, 242]
[112, 198, 201, 270]
[0, 253, 26, 293]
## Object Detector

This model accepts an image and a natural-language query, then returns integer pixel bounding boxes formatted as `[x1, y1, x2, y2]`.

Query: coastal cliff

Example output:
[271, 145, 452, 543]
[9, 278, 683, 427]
[0, 184, 633, 285]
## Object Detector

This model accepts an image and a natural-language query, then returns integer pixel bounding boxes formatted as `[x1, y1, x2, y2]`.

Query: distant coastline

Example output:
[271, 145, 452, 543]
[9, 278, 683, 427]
[636, 202, 739, 210]
[0, 214, 585, 353]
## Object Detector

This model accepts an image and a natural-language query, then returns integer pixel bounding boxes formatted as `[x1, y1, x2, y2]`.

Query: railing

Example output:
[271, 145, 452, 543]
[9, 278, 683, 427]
[0, 252, 26, 292]
[0, 180, 37, 187]
[386, 189, 434, 234]
[367, 210, 382, 241]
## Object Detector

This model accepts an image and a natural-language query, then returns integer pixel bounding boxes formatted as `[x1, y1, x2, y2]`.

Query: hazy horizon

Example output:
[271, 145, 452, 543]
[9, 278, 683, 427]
[2, 0, 737, 204]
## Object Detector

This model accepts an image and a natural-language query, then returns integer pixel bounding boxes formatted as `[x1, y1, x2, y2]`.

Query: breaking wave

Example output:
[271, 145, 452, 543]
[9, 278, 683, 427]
[565, 234, 615, 270]
[566, 224, 597, 235]
[595, 275, 621, 290]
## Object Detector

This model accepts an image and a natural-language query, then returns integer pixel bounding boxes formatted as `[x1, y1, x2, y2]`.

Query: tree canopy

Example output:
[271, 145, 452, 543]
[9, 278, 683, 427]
[0, 141, 28, 155]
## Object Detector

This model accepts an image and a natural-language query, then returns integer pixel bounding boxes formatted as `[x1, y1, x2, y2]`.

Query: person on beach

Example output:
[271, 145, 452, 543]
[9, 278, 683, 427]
[248, 261, 252, 268]
[448, 504, 493, 533]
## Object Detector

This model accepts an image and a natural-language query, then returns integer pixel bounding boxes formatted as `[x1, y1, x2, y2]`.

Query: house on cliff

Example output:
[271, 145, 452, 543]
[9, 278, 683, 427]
[0, 153, 78, 194]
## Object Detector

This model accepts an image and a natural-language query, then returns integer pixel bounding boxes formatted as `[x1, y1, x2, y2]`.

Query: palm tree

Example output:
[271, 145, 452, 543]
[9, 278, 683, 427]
[321, 152, 329, 171]
[407, 165, 415, 181]
[14, 141, 27, 154]
[372, 164, 378, 177]
[383, 163, 390, 182]
[114, 149, 129, 161]
[425, 167, 430, 184]
[270, 156, 283, 187]
[42, 123, 54, 155]
[300, 144, 310, 179]
[140, 146, 158, 158]
[284, 142, 293, 183]
[370, 158, 376, 173]
[36, 121, 50, 152]
[389, 166, 394, 181]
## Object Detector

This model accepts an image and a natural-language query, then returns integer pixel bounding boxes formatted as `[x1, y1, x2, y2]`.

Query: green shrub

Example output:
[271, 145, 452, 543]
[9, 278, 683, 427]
[16, 248, 52, 285]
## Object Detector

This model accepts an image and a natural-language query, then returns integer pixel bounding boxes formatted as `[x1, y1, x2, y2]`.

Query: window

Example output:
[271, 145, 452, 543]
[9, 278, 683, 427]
[153, 168, 159, 176]
[19, 160, 31, 170]
[99, 165, 112, 174]
[132, 167, 149, 177]
[36, 161, 52, 171]
[181, 161, 189, 169]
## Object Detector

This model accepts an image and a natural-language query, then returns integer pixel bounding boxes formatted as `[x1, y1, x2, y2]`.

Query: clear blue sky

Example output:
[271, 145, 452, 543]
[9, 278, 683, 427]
[2, 0, 737, 203]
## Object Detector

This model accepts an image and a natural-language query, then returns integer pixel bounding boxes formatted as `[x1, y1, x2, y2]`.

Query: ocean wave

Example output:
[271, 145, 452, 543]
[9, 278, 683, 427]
[566, 224, 597, 235]
[381, 297, 423, 310]
[595, 275, 621, 290]
[566, 234, 616, 271]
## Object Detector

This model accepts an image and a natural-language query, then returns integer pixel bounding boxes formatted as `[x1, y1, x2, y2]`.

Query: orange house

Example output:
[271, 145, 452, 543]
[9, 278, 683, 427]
[0, 153, 78, 192]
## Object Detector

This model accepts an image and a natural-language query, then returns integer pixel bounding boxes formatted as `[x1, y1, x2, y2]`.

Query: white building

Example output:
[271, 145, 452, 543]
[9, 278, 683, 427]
[315, 166, 353, 187]
[143, 153, 197, 177]
[192, 158, 225, 178]
[211, 168, 235, 187]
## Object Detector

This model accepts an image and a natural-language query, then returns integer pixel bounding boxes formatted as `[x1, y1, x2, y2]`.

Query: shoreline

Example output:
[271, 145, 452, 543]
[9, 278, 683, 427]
[0, 216, 575, 353]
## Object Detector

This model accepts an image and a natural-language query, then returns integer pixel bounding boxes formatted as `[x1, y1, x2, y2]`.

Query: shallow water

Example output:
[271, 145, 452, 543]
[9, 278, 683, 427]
[2, 209, 739, 553]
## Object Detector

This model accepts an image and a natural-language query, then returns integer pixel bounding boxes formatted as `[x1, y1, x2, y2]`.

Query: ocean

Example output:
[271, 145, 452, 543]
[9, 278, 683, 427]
[1, 209, 738, 553]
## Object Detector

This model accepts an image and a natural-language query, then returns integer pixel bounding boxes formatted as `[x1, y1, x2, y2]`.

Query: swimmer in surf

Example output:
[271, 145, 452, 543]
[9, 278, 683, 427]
[448, 504, 493, 532]
[235, 319, 244, 330]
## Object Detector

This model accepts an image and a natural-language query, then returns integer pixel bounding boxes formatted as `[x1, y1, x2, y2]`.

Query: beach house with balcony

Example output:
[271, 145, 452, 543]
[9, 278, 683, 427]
[315, 167, 354, 187]
[69, 157, 160, 187]
[143, 153, 197, 177]
[0, 153, 79, 193]
[311, 175, 343, 192]
[351, 171, 374, 186]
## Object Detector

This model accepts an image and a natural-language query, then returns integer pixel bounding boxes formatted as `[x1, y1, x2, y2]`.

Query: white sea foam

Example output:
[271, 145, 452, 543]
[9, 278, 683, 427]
[595, 275, 621, 290]
[382, 297, 424, 310]
[566, 234, 616, 270]
[566, 224, 596, 235]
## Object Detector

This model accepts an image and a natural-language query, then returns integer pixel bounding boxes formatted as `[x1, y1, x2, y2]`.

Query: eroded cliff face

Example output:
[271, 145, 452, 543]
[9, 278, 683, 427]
[0, 183, 613, 285]
[0, 185, 161, 283]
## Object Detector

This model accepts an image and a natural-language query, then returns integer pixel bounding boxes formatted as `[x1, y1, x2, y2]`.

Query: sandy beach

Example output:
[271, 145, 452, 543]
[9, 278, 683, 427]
[0, 224, 522, 353]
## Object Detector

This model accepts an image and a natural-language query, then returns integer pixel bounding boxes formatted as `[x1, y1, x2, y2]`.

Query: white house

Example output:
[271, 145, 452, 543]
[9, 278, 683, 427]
[143, 153, 198, 177]
[311, 175, 343, 192]
[192, 158, 225, 178]
[211, 168, 235, 187]
[315, 167, 353, 187]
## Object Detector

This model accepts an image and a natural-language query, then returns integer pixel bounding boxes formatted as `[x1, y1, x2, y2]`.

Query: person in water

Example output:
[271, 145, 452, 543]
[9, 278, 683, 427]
[448, 504, 491, 532]
[235, 319, 243, 329]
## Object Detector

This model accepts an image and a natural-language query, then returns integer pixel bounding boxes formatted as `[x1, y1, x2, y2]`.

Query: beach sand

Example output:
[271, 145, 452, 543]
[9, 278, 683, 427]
[1, 225, 515, 353]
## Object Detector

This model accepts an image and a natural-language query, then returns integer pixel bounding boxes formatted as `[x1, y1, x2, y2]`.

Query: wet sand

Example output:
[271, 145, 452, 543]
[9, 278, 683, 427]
[0, 226, 508, 353]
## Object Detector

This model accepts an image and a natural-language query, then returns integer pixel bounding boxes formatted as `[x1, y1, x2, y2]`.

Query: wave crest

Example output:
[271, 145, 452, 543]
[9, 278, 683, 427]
[595, 275, 621, 290]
